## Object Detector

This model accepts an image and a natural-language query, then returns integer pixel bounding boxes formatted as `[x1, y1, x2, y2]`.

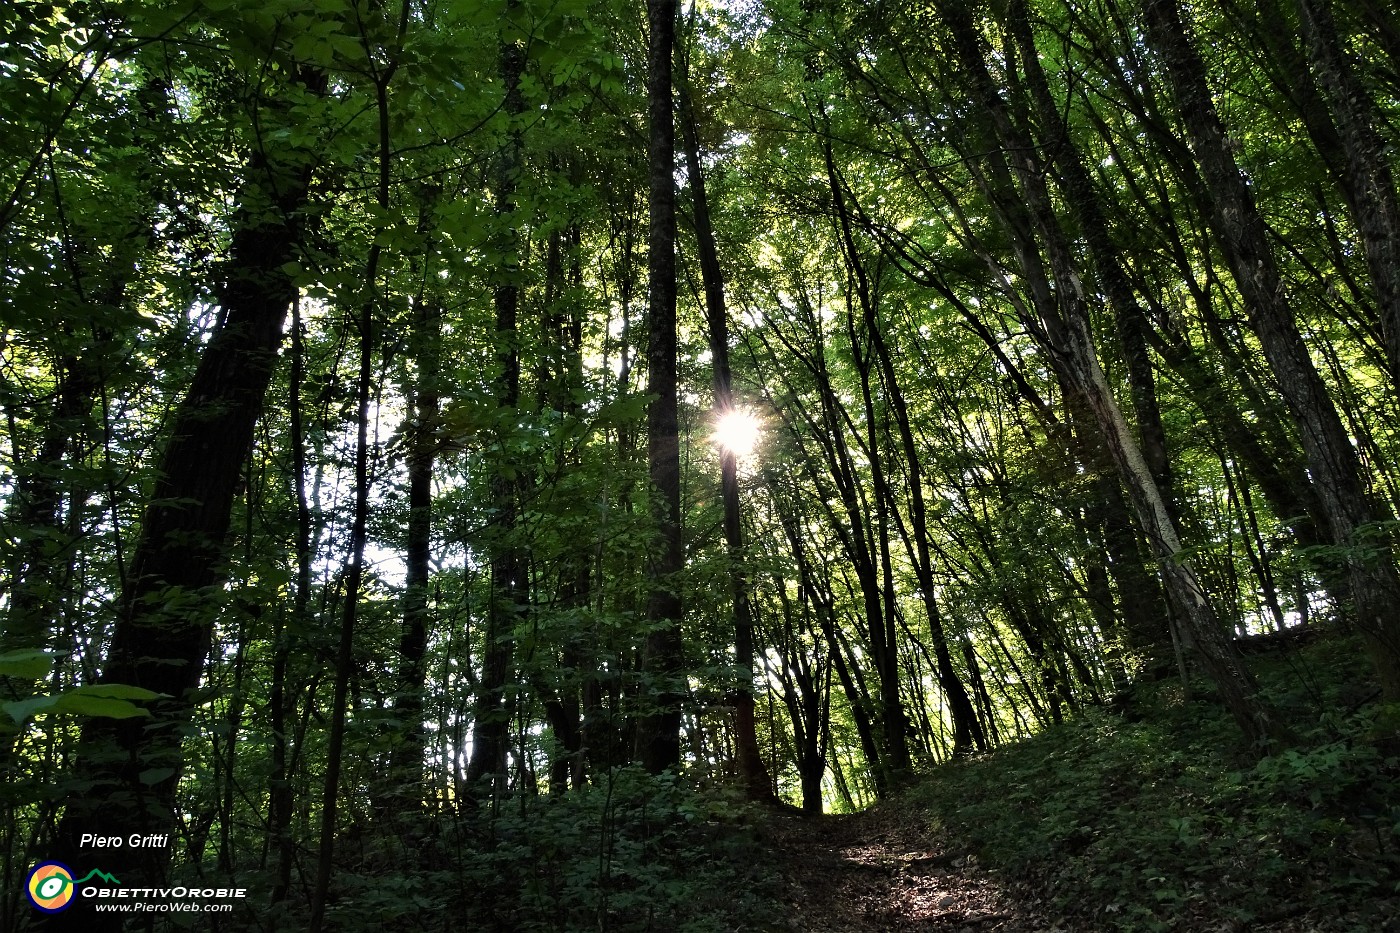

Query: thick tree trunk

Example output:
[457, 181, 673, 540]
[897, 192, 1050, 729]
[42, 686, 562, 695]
[41, 72, 323, 931]
[638, 0, 685, 775]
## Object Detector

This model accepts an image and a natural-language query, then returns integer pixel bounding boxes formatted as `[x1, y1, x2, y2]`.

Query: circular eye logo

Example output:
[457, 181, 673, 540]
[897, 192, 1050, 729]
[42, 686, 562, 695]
[27, 862, 76, 912]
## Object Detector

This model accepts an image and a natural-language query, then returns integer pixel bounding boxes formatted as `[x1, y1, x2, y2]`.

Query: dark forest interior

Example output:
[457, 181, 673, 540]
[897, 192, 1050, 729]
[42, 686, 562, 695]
[3, 0, 1399, 929]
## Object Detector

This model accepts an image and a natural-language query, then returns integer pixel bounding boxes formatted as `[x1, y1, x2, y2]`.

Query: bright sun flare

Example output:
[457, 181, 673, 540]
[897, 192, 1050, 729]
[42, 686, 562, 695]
[713, 409, 762, 458]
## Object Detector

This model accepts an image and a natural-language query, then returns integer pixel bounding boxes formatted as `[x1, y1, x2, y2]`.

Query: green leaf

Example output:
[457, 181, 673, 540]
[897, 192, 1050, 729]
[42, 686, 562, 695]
[50, 694, 151, 719]
[0, 649, 53, 679]
[139, 767, 177, 785]
[4, 695, 59, 723]
[67, 684, 164, 701]
[3, 684, 162, 723]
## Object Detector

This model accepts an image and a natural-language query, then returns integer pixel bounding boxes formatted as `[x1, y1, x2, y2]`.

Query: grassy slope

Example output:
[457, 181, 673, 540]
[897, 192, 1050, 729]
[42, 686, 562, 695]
[901, 636, 1400, 931]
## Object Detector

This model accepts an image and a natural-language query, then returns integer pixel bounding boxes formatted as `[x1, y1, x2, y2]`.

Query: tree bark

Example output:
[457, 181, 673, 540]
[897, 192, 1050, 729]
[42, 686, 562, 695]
[310, 16, 408, 916]
[678, 78, 774, 799]
[41, 68, 325, 932]
[822, 150, 984, 758]
[638, 0, 685, 775]
[268, 295, 311, 916]
[1004, 0, 1176, 505]
[388, 287, 440, 801]
[1294, 0, 1400, 391]
[1142, 0, 1400, 706]
[939, 0, 1283, 748]
[466, 21, 529, 801]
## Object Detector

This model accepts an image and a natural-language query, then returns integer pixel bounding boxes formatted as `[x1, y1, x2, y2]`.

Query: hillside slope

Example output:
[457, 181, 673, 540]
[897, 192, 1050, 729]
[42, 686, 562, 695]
[762, 636, 1400, 932]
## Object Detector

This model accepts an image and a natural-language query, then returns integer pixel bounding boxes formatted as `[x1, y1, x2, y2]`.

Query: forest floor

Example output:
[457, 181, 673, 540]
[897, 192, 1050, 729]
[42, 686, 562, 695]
[761, 803, 1046, 932]
[748, 639, 1400, 933]
[756, 778, 1399, 933]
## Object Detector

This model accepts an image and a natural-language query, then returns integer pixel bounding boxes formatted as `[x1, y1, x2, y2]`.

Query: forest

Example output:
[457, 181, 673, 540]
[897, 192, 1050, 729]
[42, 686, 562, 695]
[2, 0, 1400, 929]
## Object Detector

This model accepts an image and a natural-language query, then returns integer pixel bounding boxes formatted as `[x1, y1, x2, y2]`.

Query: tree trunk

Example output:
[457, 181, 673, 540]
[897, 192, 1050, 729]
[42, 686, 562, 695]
[466, 24, 529, 801]
[678, 78, 774, 799]
[772, 481, 887, 795]
[41, 69, 325, 932]
[822, 149, 984, 758]
[388, 283, 441, 802]
[1142, 0, 1400, 706]
[1294, 0, 1400, 391]
[638, 0, 685, 775]
[1004, 0, 1176, 504]
[310, 28, 405, 921]
[940, 0, 1282, 748]
[268, 295, 312, 916]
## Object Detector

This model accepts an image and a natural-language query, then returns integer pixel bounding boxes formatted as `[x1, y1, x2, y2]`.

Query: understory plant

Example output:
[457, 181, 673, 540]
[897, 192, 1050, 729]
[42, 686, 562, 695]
[908, 637, 1400, 931]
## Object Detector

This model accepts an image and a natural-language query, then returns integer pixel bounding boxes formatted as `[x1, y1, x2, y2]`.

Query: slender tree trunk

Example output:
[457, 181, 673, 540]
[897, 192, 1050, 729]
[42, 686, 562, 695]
[216, 594, 254, 873]
[465, 15, 529, 801]
[537, 220, 590, 792]
[268, 296, 311, 916]
[761, 312, 901, 791]
[583, 216, 640, 780]
[940, 0, 1282, 748]
[1294, 0, 1400, 391]
[771, 573, 829, 810]
[865, 404, 912, 775]
[0, 347, 102, 774]
[821, 362, 903, 787]
[1005, 0, 1176, 503]
[389, 286, 441, 801]
[1142, 0, 1400, 705]
[823, 147, 985, 758]
[310, 37, 403, 923]
[1132, 290, 1351, 614]
[2, 77, 168, 769]
[773, 485, 886, 793]
[677, 79, 774, 799]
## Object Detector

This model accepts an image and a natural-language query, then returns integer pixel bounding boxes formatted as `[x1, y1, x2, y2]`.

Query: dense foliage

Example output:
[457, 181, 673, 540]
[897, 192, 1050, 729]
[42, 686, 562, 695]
[2, 0, 1398, 928]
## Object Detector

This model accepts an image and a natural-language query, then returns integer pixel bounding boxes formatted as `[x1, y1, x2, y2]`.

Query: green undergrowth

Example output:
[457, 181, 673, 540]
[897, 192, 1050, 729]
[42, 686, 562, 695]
[906, 636, 1400, 932]
[307, 769, 781, 933]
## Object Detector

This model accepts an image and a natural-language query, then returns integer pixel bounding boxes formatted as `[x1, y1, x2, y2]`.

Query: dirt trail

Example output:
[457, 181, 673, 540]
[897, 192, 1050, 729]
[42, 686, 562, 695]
[761, 805, 1043, 933]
